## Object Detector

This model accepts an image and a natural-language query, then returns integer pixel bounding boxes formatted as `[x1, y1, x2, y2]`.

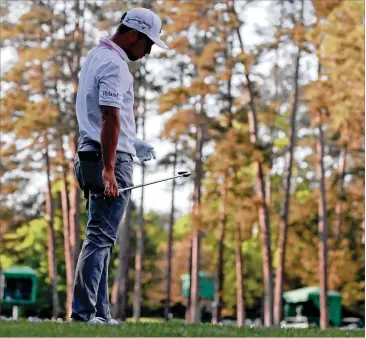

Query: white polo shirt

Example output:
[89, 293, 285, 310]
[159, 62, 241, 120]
[76, 37, 136, 156]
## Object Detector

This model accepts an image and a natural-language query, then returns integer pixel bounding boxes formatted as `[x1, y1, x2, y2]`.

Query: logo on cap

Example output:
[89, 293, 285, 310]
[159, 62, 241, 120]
[126, 17, 152, 30]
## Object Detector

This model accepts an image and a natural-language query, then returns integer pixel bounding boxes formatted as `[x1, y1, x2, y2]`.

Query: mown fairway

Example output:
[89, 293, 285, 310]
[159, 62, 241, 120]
[0, 320, 364, 337]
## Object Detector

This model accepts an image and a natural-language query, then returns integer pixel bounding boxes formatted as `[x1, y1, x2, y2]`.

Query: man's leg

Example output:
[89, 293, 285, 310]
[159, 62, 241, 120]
[95, 248, 111, 319]
[71, 155, 132, 321]
[94, 194, 131, 319]
[71, 238, 109, 321]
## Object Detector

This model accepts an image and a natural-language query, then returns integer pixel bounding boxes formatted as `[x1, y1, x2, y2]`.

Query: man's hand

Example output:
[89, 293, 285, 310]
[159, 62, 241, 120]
[102, 167, 119, 198]
[133, 138, 156, 163]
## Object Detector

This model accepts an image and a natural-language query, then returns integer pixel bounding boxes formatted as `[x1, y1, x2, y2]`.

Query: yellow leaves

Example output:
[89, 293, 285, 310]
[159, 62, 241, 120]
[197, 41, 223, 71]
[189, 78, 217, 96]
[1, 88, 28, 115]
[0, 5, 9, 17]
[48, 64, 61, 78]
[20, 5, 54, 24]
[312, 0, 343, 19]
[238, 52, 256, 71]
[291, 24, 306, 46]
[217, 69, 231, 82]
[0, 182, 18, 194]
[2, 92, 59, 138]
[161, 109, 196, 138]
[19, 47, 55, 63]
[159, 87, 190, 113]
[161, 1, 206, 35]
[164, 19, 192, 35]
[0, 23, 18, 41]
[0, 143, 16, 157]
[306, 0, 364, 144]
[104, 1, 127, 12]
[168, 36, 189, 52]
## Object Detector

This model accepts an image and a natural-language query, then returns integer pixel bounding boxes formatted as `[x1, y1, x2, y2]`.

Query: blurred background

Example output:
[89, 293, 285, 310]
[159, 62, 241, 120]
[0, 0, 364, 330]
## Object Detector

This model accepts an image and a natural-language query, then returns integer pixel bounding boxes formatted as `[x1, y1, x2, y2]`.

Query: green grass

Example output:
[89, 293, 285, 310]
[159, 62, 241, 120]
[0, 320, 364, 337]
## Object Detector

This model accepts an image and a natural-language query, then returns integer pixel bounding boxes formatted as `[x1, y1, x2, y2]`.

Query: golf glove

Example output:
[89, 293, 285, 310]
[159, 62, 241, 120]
[133, 138, 156, 163]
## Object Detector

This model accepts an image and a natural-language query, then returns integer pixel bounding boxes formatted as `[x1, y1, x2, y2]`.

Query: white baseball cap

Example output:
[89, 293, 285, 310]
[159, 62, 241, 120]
[121, 8, 168, 49]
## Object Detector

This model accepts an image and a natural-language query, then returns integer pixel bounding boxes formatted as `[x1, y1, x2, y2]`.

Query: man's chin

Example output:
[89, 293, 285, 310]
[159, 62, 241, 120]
[130, 55, 143, 61]
[125, 51, 138, 61]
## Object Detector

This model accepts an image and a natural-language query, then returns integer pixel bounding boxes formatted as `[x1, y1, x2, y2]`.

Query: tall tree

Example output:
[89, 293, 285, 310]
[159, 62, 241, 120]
[190, 97, 205, 323]
[133, 74, 147, 322]
[0, 0, 62, 316]
[212, 171, 228, 324]
[158, 2, 212, 321]
[274, 0, 304, 325]
[230, 0, 274, 326]
[307, 0, 364, 327]
[316, 109, 329, 329]
[334, 145, 347, 238]
[164, 139, 178, 321]
[66, 0, 85, 273]
[235, 217, 246, 326]
[111, 201, 134, 321]
[44, 133, 60, 318]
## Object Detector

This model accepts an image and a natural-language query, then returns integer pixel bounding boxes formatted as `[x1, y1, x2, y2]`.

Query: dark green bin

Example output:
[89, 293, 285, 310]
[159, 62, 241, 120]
[1, 266, 39, 305]
[181, 271, 214, 300]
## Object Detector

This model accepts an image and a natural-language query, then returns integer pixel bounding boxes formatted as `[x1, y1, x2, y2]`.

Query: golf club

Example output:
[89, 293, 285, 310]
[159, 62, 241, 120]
[91, 170, 192, 200]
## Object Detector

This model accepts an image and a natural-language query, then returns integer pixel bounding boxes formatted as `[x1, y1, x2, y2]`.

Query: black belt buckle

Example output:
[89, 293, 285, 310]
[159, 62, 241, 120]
[78, 151, 102, 162]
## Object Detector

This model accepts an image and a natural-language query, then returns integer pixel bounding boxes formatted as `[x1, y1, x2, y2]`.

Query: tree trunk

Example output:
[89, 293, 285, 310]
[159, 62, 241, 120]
[133, 166, 145, 322]
[190, 228, 201, 323]
[212, 172, 228, 324]
[274, 29, 302, 325]
[189, 99, 204, 323]
[235, 220, 245, 327]
[247, 86, 273, 329]
[111, 201, 133, 321]
[68, 0, 84, 273]
[334, 144, 347, 238]
[68, 134, 81, 273]
[59, 141, 73, 320]
[316, 111, 329, 329]
[255, 161, 274, 327]
[185, 238, 193, 322]
[233, 3, 274, 325]
[44, 134, 60, 319]
[133, 85, 147, 322]
[164, 141, 178, 321]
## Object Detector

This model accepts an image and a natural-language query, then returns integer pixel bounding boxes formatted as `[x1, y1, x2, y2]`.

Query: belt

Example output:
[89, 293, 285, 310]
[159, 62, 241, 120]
[77, 151, 133, 162]
[77, 151, 102, 162]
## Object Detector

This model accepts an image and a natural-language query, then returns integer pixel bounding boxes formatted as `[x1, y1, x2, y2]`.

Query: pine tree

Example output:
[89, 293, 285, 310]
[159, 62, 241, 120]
[230, 0, 274, 326]
[274, 0, 305, 325]
[1, 0, 62, 317]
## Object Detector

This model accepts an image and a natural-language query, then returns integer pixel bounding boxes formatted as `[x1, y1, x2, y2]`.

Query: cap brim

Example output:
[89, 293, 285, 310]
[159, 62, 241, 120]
[149, 35, 169, 49]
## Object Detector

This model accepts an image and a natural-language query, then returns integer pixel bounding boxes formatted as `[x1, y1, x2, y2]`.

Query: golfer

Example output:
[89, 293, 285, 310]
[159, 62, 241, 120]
[71, 8, 168, 324]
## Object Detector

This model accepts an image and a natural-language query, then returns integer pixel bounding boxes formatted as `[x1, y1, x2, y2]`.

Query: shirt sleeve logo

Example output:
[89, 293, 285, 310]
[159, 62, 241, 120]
[102, 90, 119, 98]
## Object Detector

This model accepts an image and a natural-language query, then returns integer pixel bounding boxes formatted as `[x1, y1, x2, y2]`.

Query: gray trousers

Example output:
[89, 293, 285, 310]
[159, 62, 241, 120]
[71, 150, 133, 321]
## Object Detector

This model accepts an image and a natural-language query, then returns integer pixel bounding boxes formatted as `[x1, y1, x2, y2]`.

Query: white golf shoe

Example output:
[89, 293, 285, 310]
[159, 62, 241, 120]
[87, 317, 124, 325]
[87, 317, 107, 324]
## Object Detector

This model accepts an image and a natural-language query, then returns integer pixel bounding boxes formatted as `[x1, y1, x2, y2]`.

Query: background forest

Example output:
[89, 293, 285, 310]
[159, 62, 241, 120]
[0, 0, 364, 329]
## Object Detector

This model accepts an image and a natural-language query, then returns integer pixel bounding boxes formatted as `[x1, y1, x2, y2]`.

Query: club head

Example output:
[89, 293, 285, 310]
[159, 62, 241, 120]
[178, 170, 191, 177]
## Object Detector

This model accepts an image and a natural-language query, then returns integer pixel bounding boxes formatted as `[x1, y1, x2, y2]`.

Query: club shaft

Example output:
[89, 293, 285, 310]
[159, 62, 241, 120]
[118, 174, 184, 193]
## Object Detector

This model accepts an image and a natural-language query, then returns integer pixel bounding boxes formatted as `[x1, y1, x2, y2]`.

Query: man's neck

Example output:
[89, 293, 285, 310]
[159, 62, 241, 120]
[110, 34, 134, 61]
[111, 34, 125, 50]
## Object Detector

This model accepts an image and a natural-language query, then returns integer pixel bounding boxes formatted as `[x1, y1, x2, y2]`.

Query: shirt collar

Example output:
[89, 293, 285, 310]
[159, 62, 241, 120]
[98, 37, 130, 62]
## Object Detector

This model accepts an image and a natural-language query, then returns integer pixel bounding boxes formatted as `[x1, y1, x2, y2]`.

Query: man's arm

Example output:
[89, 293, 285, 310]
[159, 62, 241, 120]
[100, 105, 120, 197]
